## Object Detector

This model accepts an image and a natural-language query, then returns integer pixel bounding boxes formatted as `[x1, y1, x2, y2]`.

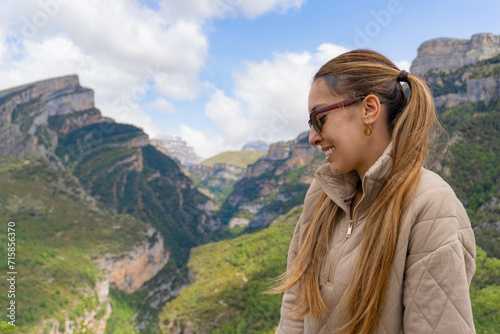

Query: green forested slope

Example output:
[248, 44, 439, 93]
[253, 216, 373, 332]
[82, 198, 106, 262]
[55, 122, 212, 266]
[0, 157, 150, 333]
[438, 99, 500, 258]
[159, 207, 302, 334]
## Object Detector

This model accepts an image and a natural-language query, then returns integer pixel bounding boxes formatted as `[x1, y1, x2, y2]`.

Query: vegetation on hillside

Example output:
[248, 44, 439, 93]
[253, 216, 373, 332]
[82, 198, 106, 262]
[422, 53, 500, 96]
[159, 207, 301, 334]
[55, 122, 212, 266]
[438, 98, 500, 258]
[0, 157, 150, 333]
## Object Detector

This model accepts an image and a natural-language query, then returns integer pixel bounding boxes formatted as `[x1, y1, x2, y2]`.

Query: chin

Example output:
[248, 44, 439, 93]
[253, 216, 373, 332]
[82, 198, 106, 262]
[329, 164, 343, 175]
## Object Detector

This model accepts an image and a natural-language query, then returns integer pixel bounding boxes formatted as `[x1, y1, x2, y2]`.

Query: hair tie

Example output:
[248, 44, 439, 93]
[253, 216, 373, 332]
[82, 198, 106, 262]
[397, 70, 409, 83]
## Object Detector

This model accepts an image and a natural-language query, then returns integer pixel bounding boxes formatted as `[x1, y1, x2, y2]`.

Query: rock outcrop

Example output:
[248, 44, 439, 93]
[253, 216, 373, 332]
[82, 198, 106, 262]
[223, 131, 323, 229]
[153, 135, 203, 166]
[0, 75, 101, 161]
[433, 77, 500, 109]
[246, 132, 318, 179]
[411, 33, 500, 75]
[94, 228, 170, 294]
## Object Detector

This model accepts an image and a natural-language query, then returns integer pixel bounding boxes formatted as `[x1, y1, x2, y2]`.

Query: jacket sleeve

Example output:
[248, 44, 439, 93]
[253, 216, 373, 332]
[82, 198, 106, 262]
[275, 179, 323, 334]
[275, 219, 305, 334]
[402, 182, 476, 333]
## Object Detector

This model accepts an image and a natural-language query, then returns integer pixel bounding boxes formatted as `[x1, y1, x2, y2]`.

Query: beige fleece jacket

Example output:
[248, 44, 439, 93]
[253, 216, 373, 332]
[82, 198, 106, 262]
[276, 143, 476, 334]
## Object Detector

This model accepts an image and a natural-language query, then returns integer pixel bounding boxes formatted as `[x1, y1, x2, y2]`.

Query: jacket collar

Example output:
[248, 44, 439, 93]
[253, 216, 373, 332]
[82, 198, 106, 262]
[314, 142, 394, 217]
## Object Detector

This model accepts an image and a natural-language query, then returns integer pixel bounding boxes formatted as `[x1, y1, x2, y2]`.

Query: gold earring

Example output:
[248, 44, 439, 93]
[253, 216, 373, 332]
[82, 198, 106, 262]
[364, 121, 372, 136]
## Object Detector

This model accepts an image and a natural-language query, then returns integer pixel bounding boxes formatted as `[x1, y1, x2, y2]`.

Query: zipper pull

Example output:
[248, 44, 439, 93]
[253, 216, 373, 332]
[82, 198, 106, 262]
[347, 220, 353, 238]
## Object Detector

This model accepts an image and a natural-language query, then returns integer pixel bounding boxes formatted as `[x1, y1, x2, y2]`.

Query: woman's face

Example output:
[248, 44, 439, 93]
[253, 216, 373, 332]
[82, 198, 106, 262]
[308, 78, 372, 177]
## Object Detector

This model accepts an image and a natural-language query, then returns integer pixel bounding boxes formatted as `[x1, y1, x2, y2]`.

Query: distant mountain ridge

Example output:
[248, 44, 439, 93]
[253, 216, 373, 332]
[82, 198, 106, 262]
[241, 140, 270, 151]
[411, 33, 500, 75]
[152, 135, 203, 166]
[218, 132, 323, 229]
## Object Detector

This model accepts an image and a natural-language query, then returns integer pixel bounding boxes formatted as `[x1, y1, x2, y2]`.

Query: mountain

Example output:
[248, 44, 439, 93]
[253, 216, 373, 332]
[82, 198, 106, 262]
[152, 135, 203, 166]
[217, 132, 323, 229]
[0, 75, 220, 262]
[198, 150, 267, 169]
[411, 36, 500, 258]
[0, 75, 222, 332]
[241, 140, 270, 152]
[187, 150, 267, 210]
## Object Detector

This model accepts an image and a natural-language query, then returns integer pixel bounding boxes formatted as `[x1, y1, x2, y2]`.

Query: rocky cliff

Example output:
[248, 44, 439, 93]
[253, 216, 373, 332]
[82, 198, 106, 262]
[0, 75, 220, 259]
[187, 150, 266, 208]
[94, 228, 170, 294]
[220, 132, 322, 229]
[44, 227, 169, 334]
[416, 49, 500, 109]
[153, 135, 203, 166]
[246, 133, 319, 179]
[411, 33, 500, 75]
[0, 75, 100, 163]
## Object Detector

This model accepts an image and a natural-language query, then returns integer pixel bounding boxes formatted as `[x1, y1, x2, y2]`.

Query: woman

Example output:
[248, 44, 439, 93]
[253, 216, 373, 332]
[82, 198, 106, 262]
[271, 50, 476, 333]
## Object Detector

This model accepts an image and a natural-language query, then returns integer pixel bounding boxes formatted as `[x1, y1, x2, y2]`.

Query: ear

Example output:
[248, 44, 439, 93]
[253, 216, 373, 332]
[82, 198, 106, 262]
[361, 94, 383, 124]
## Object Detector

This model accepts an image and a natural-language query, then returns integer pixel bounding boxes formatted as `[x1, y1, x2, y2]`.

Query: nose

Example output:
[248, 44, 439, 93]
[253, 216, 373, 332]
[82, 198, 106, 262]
[309, 126, 323, 146]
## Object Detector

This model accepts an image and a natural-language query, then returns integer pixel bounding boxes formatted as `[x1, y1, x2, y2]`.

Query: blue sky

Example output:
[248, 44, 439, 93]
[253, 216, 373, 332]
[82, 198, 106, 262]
[1, 0, 499, 158]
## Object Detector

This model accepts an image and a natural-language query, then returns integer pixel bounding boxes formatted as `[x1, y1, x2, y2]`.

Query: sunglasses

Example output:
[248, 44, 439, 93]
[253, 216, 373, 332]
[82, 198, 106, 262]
[308, 96, 366, 133]
[308, 96, 387, 133]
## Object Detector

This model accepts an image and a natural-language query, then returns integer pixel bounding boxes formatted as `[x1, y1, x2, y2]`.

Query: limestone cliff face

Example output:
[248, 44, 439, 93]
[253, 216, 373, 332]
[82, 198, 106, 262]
[0, 75, 101, 160]
[411, 33, 500, 75]
[44, 227, 168, 334]
[94, 227, 170, 294]
[246, 132, 318, 179]
[433, 76, 500, 109]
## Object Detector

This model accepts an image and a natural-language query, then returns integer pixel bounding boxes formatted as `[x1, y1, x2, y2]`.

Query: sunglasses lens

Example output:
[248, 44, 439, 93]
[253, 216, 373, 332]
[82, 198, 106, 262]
[312, 115, 322, 133]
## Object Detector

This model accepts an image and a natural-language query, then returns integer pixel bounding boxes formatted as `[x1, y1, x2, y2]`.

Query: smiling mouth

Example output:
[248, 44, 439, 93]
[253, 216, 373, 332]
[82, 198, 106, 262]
[324, 147, 334, 159]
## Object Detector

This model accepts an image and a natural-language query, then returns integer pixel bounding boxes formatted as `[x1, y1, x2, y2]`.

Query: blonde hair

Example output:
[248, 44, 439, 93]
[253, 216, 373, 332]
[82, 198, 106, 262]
[270, 49, 442, 333]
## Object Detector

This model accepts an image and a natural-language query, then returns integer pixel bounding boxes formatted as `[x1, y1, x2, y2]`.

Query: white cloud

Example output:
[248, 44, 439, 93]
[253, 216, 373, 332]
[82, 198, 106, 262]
[396, 60, 411, 72]
[1, 0, 209, 101]
[179, 124, 230, 158]
[202, 43, 348, 154]
[314, 43, 350, 65]
[157, 0, 306, 21]
[143, 97, 177, 114]
[238, 0, 306, 19]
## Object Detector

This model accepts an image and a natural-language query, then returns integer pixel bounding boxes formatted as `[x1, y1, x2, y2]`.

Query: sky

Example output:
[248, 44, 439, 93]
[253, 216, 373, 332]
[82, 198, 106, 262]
[0, 0, 499, 159]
